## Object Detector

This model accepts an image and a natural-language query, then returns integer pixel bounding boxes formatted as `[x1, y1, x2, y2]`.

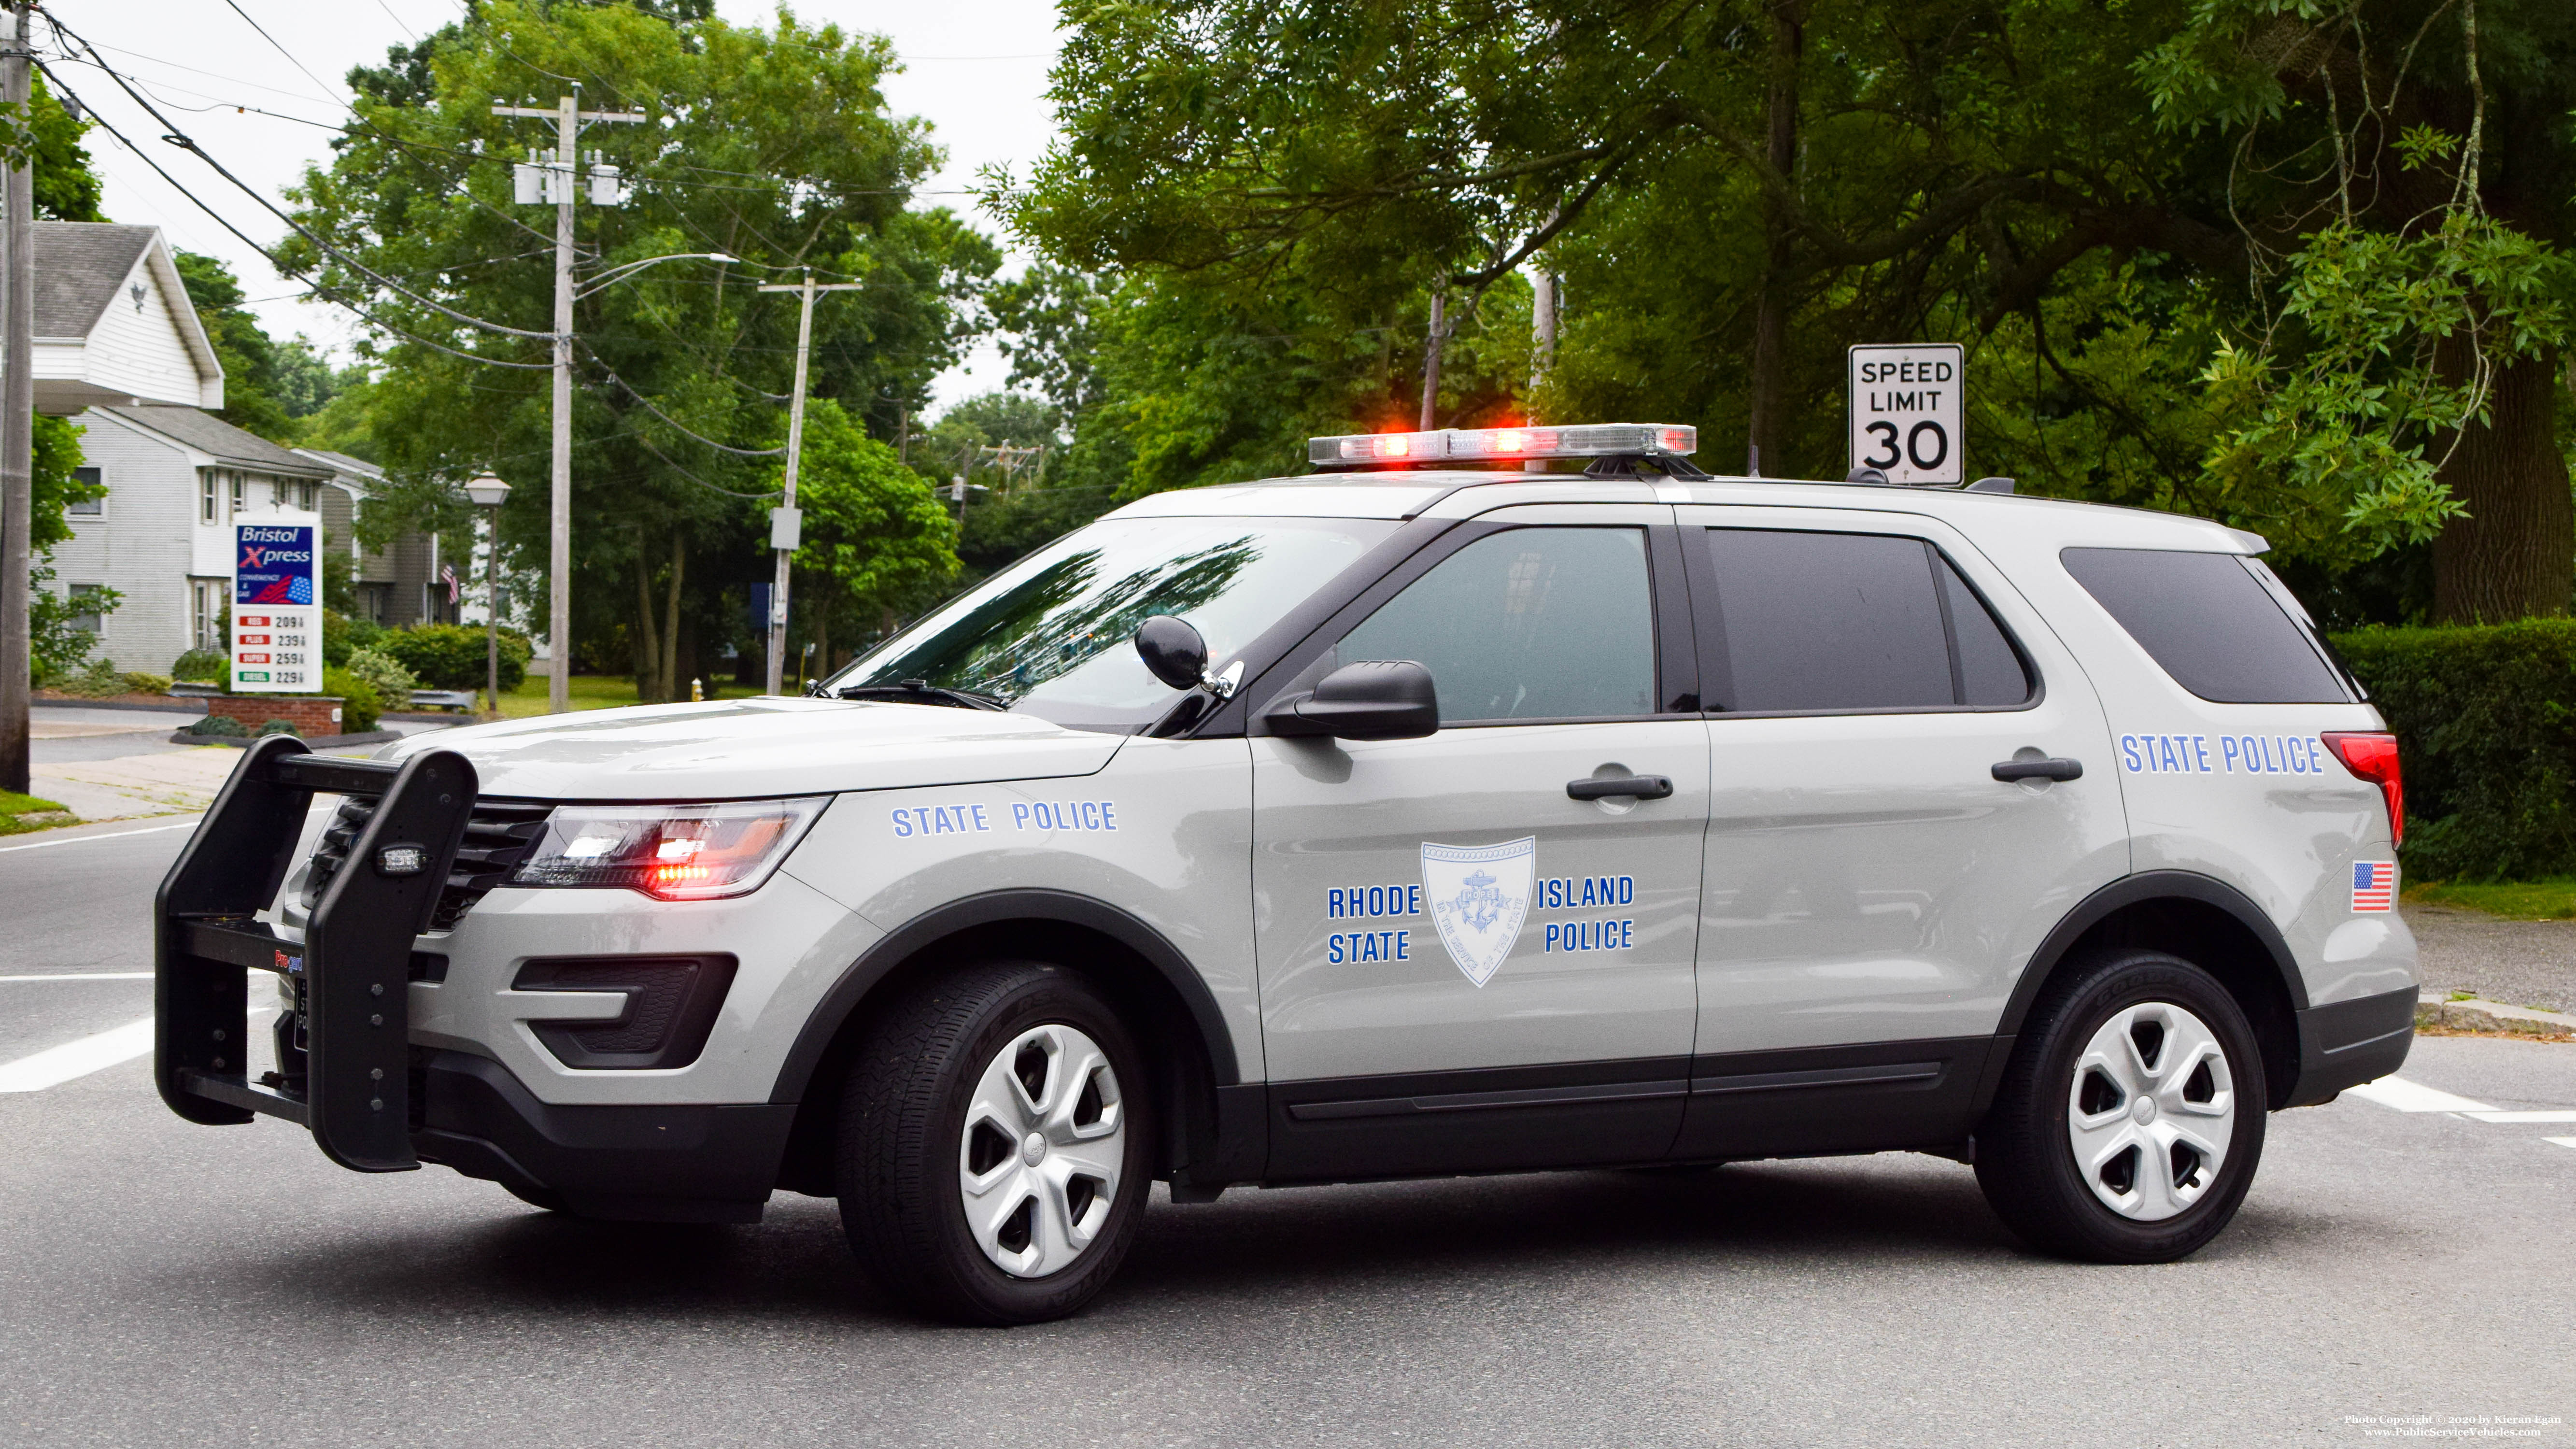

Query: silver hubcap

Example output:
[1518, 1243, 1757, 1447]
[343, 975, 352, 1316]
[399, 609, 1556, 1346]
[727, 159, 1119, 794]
[2067, 1001, 2236, 1221]
[959, 1023, 1126, 1278]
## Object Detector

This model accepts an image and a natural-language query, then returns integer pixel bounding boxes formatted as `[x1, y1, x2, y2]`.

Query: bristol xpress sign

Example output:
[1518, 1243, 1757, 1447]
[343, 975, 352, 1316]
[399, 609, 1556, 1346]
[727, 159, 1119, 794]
[231, 516, 322, 693]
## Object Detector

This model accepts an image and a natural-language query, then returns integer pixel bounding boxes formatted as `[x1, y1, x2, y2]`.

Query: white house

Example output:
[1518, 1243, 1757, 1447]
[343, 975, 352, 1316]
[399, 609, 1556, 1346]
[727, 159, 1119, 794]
[31, 221, 225, 415]
[29, 222, 439, 674]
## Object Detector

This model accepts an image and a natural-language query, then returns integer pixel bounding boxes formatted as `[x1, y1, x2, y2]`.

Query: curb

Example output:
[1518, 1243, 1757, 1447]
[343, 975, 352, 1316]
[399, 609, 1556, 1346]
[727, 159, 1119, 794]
[167, 729, 405, 750]
[32, 697, 207, 716]
[2418, 991, 2576, 1037]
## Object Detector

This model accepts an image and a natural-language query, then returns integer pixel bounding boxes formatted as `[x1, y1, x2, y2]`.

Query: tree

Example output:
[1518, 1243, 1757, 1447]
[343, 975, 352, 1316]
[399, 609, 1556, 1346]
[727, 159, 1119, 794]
[787, 398, 959, 671]
[30, 73, 102, 222]
[285, 0, 989, 699]
[2142, 0, 2576, 622]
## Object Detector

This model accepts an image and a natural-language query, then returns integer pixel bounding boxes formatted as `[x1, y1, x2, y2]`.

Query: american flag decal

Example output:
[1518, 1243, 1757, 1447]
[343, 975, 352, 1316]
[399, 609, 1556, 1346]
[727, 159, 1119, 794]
[2351, 861, 2395, 913]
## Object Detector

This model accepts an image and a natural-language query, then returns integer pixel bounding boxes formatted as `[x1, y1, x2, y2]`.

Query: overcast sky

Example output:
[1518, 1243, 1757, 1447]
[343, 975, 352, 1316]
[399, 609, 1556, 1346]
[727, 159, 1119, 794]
[50, 0, 1065, 412]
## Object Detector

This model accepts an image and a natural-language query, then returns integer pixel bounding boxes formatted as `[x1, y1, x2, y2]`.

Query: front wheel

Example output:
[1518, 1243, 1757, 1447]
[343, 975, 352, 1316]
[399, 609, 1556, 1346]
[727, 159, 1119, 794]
[837, 961, 1154, 1324]
[1975, 948, 2267, 1263]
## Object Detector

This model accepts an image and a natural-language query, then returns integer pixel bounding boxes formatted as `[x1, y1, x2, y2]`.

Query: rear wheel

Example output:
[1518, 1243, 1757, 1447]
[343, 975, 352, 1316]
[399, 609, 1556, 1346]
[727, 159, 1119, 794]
[837, 961, 1152, 1324]
[1975, 948, 2266, 1263]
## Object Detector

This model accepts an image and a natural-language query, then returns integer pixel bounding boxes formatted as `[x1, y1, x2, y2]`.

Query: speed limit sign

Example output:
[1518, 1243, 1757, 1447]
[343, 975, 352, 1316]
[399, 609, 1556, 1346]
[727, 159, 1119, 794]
[1848, 343, 1963, 485]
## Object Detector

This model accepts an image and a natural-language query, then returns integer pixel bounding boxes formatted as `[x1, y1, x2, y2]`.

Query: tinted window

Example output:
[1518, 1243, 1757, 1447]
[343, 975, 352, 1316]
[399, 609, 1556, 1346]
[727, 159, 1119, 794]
[1939, 559, 2030, 706]
[1702, 529, 2028, 712]
[1338, 527, 1655, 722]
[835, 515, 1396, 732]
[2061, 547, 2348, 704]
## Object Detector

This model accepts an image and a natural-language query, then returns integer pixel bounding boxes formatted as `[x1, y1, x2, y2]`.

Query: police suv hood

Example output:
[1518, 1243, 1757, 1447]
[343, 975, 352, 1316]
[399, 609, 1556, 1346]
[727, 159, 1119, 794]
[375, 697, 1125, 801]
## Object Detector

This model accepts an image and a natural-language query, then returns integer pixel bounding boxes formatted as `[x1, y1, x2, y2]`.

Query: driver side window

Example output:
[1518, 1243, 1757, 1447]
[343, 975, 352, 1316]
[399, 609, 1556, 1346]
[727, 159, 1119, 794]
[1336, 526, 1656, 724]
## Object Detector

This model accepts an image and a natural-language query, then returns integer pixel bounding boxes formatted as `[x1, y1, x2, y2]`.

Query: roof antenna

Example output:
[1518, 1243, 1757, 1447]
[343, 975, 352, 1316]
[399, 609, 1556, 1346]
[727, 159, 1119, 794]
[1745, 443, 1761, 479]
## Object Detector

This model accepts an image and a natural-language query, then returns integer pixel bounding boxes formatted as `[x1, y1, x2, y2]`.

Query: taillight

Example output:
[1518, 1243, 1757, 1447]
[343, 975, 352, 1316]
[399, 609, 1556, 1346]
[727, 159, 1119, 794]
[2321, 732, 2403, 846]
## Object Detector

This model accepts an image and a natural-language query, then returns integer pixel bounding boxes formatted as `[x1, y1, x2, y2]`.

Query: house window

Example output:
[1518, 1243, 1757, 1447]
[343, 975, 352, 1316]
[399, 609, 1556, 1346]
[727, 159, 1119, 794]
[298, 481, 317, 511]
[66, 468, 103, 517]
[191, 580, 225, 650]
[228, 473, 244, 516]
[200, 472, 217, 524]
[68, 584, 107, 633]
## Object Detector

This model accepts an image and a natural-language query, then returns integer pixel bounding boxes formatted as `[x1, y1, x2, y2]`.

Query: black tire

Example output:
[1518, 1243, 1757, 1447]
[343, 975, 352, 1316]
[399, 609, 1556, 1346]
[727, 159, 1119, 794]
[836, 961, 1155, 1325]
[1975, 948, 2267, 1263]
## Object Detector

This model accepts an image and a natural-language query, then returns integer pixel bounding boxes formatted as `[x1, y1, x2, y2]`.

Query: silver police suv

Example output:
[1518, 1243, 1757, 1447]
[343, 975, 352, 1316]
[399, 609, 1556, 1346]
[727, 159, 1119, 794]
[154, 422, 2417, 1324]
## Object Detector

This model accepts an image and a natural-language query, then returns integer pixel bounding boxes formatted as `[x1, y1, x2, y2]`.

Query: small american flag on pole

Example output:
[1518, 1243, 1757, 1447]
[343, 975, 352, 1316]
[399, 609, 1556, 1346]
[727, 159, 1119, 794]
[2350, 861, 2395, 912]
[441, 564, 461, 604]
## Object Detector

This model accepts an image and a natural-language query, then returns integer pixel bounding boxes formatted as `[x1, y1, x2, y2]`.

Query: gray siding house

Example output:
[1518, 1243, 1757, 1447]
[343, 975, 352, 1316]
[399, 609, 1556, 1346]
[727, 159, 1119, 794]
[28, 220, 442, 673]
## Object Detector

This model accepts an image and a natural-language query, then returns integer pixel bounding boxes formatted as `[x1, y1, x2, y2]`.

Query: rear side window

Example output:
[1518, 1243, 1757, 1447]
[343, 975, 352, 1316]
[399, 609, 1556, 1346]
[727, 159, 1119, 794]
[1700, 529, 2031, 712]
[2060, 547, 2349, 704]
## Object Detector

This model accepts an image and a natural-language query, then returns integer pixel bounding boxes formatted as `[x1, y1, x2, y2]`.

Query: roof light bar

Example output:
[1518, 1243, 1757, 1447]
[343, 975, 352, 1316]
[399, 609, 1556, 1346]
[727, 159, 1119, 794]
[1308, 423, 1697, 468]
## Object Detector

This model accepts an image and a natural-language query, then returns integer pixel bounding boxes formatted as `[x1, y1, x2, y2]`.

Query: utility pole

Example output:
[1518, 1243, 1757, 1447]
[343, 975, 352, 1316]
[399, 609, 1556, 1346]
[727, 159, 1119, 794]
[0, 2, 34, 794]
[1418, 292, 1448, 433]
[493, 91, 642, 715]
[755, 270, 859, 696]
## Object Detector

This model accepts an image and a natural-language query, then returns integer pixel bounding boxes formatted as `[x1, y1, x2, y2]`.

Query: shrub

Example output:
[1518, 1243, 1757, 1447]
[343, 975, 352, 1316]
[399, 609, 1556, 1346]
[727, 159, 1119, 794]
[322, 609, 384, 668]
[378, 623, 528, 692]
[122, 671, 172, 696]
[256, 718, 298, 736]
[343, 647, 417, 708]
[184, 714, 246, 737]
[170, 648, 226, 682]
[2332, 619, 2576, 881]
[322, 666, 382, 733]
[54, 657, 129, 697]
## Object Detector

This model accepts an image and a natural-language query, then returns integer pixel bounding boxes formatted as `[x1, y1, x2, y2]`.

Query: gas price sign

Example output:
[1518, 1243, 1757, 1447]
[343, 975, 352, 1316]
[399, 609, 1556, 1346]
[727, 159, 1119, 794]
[230, 514, 322, 693]
[1848, 343, 1963, 486]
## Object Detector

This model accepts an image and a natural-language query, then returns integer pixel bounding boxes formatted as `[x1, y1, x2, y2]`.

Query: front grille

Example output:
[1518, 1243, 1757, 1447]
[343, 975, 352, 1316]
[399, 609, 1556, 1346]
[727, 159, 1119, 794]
[302, 796, 555, 930]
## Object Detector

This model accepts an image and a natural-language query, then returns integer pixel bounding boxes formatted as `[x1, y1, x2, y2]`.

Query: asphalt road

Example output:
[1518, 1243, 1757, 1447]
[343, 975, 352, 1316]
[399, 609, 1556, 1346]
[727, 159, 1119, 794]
[4, 825, 2573, 1448]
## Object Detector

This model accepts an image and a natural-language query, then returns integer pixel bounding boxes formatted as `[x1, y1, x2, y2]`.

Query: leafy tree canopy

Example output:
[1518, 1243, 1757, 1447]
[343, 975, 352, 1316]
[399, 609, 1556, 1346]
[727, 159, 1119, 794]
[284, 0, 991, 695]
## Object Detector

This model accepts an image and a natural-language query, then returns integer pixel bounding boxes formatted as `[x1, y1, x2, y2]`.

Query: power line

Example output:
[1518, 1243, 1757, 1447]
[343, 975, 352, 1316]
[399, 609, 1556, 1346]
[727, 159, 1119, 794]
[35, 60, 554, 371]
[45, 16, 552, 339]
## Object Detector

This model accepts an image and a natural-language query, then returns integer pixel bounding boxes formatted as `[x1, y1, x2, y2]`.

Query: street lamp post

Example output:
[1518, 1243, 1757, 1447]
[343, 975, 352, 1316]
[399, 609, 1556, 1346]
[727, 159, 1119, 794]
[464, 474, 512, 716]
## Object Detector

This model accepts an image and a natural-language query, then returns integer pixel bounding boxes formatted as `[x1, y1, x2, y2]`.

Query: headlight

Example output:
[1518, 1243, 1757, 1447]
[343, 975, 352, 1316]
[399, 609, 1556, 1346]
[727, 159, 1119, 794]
[510, 797, 828, 901]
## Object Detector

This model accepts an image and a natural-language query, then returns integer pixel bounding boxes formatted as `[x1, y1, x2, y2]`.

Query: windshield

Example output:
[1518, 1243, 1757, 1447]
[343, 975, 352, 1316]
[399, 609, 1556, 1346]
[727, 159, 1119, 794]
[827, 514, 1397, 732]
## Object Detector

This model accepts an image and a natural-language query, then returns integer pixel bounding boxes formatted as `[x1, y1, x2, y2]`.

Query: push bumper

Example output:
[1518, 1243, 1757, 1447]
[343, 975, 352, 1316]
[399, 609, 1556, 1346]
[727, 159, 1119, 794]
[156, 737, 477, 1172]
[2283, 985, 2417, 1107]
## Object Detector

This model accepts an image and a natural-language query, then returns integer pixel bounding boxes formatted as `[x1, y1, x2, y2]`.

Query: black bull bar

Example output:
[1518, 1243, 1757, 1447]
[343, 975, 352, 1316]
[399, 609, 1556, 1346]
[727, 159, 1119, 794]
[155, 735, 478, 1172]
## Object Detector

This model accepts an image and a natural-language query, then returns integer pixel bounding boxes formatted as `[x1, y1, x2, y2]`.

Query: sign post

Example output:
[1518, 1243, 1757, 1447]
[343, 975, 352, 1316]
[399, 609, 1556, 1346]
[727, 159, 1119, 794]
[230, 514, 323, 693]
[1848, 343, 1964, 486]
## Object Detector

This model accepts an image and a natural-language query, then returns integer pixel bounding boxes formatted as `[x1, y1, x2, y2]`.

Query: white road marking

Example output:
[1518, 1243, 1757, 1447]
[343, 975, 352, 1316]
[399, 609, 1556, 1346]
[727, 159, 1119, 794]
[2463, 1110, 2576, 1124]
[0, 973, 156, 983]
[2547, 1137, 2576, 1152]
[2345, 1077, 2497, 1114]
[0, 1018, 154, 1093]
[0, 821, 198, 854]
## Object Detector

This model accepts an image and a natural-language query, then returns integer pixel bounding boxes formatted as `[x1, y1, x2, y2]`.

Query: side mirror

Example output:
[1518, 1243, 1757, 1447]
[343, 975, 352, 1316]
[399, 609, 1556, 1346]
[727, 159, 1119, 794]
[1134, 614, 1209, 692]
[1265, 660, 1439, 740]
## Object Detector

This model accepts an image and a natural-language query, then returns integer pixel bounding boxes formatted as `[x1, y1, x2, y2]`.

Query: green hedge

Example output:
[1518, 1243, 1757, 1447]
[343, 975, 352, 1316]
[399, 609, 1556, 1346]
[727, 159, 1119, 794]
[376, 624, 530, 692]
[323, 666, 382, 733]
[2331, 620, 2576, 881]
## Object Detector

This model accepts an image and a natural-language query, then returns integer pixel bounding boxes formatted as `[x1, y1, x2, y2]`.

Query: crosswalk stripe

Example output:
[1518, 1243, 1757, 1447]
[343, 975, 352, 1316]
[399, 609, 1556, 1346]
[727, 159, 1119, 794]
[2463, 1110, 2576, 1124]
[0, 1018, 155, 1093]
[0, 821, 198, 854]
[2345, 1077, 2497, 1114]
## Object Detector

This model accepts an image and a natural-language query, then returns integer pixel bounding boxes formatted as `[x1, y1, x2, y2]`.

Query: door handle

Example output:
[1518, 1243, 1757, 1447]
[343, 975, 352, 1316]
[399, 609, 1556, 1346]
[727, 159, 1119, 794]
[1567, 775, 1675, 801]
[1992, 757, 2083, 782]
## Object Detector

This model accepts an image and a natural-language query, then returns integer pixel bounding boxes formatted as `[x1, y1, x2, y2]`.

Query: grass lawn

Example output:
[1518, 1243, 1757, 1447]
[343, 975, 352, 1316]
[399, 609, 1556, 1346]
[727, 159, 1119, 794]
[0, 790, 77, 836]
[490, 673, 769, 720]
[2403, 878, 2576, 921]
